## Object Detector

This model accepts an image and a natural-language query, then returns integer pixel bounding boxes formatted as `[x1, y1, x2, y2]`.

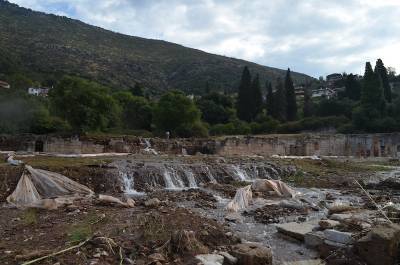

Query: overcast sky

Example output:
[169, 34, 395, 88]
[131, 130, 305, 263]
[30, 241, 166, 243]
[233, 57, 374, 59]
[9, 0, 400, 77]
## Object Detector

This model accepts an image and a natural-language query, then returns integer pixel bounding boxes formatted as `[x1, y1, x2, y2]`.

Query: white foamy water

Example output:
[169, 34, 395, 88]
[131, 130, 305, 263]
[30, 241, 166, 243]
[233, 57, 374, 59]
[120, 171, 145, 195]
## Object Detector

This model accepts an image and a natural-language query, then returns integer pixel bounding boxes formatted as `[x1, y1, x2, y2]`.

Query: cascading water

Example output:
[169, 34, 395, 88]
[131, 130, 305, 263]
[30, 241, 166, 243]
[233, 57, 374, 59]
[232, 165, 250, 181]
[183, 167, 198, 188]
[142, 138, 158, 155]
[204, 166, 217, 183]
[120, 171, 144, 195]
[163, 166, 185, 189]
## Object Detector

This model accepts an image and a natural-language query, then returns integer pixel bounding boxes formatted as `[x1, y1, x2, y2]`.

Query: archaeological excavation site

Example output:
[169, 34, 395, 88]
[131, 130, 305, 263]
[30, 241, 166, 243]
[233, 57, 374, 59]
[1, 133, 400, 265]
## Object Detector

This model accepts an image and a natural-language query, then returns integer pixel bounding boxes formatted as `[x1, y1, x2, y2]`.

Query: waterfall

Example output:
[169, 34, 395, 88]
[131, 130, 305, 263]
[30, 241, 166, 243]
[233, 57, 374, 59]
[204, 166, 217, 183]
[232, 165, 250, 181]
[183, 167, 198, 188]
[142, 138, 158, 155]
[163, 166, 185, 189]
[120, 171, 144, 195]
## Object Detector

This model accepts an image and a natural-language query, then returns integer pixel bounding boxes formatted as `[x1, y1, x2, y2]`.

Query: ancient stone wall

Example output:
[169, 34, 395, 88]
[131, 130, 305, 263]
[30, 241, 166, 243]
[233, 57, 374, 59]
[215, 134, 400, 158]
[0, 133, 399, 158]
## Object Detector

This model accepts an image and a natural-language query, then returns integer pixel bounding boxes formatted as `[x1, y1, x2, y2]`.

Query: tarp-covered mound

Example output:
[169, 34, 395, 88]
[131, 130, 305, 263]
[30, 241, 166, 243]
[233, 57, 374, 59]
[251, 179, 296, 198]
[7, 165, 94, 208]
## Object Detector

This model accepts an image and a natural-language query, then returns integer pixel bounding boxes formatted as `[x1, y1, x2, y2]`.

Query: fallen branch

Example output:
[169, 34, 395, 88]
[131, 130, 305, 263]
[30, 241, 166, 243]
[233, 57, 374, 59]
[354, 179, 392, 224]
[21, 237, 92, 265]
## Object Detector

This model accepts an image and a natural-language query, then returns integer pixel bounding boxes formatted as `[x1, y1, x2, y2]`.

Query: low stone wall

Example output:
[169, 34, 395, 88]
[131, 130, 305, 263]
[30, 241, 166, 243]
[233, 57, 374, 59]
[0, 133, 399, 158]
[215, 133, 400, 158]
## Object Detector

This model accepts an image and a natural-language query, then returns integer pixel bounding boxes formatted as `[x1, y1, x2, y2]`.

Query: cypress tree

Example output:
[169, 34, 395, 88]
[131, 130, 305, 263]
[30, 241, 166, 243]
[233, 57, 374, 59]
[361, 62, 384, 112]
[236, 66, 252, 122]
[344, 74, 361, 101]
[285, 68, 297, 121]
[131, 83, 144, 97]
[266, 82, 274, 117]
[303, 85, 313, 118]
[375, 59, 392, 103]
[251, 74, 263, 119]
[273, 78, 287, 122]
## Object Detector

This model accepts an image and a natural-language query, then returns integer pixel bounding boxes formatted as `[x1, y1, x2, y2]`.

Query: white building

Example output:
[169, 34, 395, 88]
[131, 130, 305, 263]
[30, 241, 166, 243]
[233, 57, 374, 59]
[28, 87, 50, 96]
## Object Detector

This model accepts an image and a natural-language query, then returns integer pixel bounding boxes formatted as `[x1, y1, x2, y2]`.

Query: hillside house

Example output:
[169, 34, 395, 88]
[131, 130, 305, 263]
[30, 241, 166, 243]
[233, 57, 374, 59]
[0, 80, 10, 89]
[28, 87, 50, 96]
[312, 87, 336, 99]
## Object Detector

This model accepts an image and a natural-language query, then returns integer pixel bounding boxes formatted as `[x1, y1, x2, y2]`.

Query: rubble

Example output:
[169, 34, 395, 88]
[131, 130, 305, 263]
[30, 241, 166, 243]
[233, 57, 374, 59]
[275, 222, 317, 241]
[318, 219, 340, 229]
[324, 229, 354, 245]
[356, 223, 400, 265]
[230, 242, 272, 265]
[304, 231, 325, 249]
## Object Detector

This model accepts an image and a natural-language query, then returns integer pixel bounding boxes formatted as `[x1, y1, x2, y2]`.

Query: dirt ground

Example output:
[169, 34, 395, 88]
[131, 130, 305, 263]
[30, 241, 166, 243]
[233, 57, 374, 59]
[1, 155, 397, 265]
[0, 201, 237, 265]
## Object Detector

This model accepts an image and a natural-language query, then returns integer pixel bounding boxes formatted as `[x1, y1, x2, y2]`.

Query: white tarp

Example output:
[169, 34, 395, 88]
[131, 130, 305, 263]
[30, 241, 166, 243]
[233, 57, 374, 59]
[251, 179, 296, 198]
[226, 185, 252, 212]
[7, 165, 94, 208]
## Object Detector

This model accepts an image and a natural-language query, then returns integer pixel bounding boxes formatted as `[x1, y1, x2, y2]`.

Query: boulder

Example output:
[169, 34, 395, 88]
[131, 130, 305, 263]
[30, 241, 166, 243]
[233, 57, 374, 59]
[304, 231, 325, 248]
[324, 229, 354, 245]
[196, 254, 224, 265]
[144, 198, 161, 207]
[230, 242, 272, 265]
[356, 223, 400, 265]
[275, 222, 317, 241]
[318, 219, 340, 230]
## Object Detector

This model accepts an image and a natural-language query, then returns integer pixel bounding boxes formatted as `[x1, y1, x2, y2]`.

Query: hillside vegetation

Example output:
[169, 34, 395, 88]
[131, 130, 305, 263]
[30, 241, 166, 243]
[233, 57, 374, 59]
[0, 0, 311, 94]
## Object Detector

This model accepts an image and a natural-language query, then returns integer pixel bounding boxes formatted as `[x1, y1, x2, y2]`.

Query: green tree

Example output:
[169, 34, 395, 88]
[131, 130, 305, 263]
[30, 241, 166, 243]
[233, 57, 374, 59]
[375, 59, 392, 103]
[113, 91, 152, 130]
[344, 74, 361, 101]
[49, 76, 119, 132]
[273, 78, 287, 122]
[131, 83, 144, 97]
[285, 68, 297, 121]
[153, 90, 205, 137]
[196, 92, 233, 125]
[266, 82, 274, 117]
[251, 74, 263, 120]
[361, 62, 384, 113]
[236, 66, 252, 122]
[303, 86, 314, 118]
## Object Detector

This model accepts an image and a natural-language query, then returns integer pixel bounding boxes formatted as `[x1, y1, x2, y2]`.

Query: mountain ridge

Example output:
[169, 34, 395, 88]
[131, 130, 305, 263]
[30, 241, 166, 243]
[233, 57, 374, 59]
[0, 0, 312, 94]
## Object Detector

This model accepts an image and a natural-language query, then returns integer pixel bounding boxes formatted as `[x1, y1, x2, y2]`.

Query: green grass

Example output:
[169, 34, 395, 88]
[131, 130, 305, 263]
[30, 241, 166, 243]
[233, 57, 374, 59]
[21, 208, 38, 225]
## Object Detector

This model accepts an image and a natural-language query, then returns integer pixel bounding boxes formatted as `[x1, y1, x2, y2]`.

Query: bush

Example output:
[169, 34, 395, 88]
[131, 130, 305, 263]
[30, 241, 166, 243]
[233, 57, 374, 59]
[209, 120, 251, 136]
[175, 121, 209, 138]
[277, 116, 350, 133]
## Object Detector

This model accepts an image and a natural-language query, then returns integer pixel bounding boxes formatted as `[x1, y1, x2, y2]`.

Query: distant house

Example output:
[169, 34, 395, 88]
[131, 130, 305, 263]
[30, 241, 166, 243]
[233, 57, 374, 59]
[0, 80, 10, 89]
[312, 87, 336, 99]
[326, 73, 343, 88]
[28, 87, 50, 96]
[294, 84, 305, 98]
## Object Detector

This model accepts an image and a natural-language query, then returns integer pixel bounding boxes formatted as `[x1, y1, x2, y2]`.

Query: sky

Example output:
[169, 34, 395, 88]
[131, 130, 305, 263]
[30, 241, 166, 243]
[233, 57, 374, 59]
[9, 0, 400, 77]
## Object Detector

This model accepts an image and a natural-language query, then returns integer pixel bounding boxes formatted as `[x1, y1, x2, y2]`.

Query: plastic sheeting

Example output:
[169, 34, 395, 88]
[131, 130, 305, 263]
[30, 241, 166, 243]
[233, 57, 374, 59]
[7, 165, 94, 208]
[226, 185, 252, 212]
[251, 179, 296, 198]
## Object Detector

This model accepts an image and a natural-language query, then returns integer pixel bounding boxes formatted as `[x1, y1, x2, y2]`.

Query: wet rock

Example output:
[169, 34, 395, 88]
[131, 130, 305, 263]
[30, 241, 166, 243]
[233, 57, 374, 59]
[144, 198, 161, 207]
[218, 251, 238, 264]
[318, 219, 340, 230]
[195, 254, 224, 265]
[330, 213, 352, 221]
[231, 243, 272, 265]
[230, 242, 272, 265]
[356, 223, 400, 265]
[282, 259, 326, 265]
[304, 231, 325, 248]
[225, 213, 243, 223]
[324, 229, 354, 245]
[275, 222, 317, 241]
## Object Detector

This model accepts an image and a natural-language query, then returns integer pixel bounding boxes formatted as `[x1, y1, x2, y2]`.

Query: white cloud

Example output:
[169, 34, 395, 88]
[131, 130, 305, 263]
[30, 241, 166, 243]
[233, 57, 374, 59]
[9, 0, 400, 77]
